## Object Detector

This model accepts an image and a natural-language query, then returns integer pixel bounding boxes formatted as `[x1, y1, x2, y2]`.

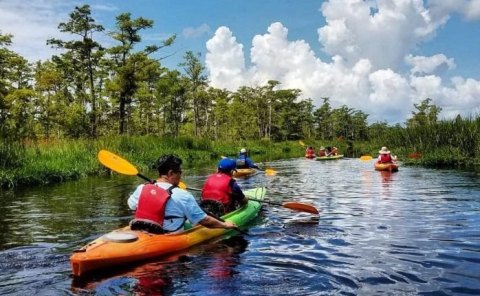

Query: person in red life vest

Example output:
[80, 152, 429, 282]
[318, 146, 327, 157]
[200, 158, 248, 216]
[305, 146, 315, 158]
[127, 154, 238, 234]
[377, 146, 397, 163]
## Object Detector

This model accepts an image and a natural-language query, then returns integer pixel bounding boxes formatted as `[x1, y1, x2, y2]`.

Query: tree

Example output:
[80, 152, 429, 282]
[406, 98, 442, 127]
[47, 5, 105, 137]
[108, 12, 175, 134]
[179, 51, 208, 137]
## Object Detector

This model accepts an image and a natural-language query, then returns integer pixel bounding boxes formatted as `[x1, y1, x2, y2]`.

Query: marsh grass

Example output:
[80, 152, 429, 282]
[0, 136, 304, 188]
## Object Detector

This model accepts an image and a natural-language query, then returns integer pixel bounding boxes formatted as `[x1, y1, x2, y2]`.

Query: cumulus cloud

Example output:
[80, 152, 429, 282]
[206, 26, 249, 90]
[405, 54, 455, 75]
[205, 0, 480, 124]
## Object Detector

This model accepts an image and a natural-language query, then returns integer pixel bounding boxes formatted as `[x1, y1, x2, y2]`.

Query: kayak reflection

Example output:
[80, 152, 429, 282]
[71, 235, 249, 295]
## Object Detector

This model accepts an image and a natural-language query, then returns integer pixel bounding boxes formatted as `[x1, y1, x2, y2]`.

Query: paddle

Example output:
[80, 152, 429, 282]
[97, 150, 247, 235]
[360, 155, 373, 161]
[180, 183, 319, 215]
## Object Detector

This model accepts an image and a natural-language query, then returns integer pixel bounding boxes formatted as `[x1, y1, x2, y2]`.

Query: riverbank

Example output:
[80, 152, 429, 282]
[1, 136, 478, 188]
[0, 136, 308, 188]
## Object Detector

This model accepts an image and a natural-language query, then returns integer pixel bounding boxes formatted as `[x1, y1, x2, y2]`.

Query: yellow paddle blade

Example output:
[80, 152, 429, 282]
[299, 140, 305, 147]
[98, 149, 139, 176]
[360, 155, 373, 161]
[178, 181, 187, 189]
[265, 168, 277, 176]
[282, 202, 319, 215]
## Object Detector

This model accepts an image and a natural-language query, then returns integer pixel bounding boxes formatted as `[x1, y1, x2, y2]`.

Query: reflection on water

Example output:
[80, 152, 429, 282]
[1, 158, 480, 295]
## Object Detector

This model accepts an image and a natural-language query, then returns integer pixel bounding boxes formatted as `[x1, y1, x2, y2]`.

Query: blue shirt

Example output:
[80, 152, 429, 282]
[128, 182, 207, 231]
[236, 154, 259, 169]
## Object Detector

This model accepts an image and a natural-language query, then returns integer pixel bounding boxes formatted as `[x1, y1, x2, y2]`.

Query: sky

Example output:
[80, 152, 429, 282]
[1, 0, 480, 124]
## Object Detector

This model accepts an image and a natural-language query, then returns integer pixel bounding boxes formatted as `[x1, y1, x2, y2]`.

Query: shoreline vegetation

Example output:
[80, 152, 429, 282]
[1, 130, 479, 189]
[1, 6, 479, 189]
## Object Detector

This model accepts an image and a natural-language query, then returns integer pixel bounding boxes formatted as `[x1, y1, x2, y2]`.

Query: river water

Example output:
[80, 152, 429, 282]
[0, 158, 479, 295]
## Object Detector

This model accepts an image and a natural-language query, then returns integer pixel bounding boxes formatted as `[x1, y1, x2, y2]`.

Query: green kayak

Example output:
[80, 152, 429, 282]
[315, 154, 344, 161]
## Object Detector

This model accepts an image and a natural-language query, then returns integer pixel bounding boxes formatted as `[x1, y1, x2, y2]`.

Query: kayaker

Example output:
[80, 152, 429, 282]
[377, 146, 397, 163]
[305, 146, 315, 158]
[318, 146, 327, 157]
[331, 146, 339, 156]
[127, 154, 238, 234]
[236, 148, 260, 169]
[201, 158, 248, 216]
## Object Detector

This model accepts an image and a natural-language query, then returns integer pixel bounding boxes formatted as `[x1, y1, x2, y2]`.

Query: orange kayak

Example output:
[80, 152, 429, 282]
[233, 168, 256, 177]
[70, 187, 266, 277]
[374, 162, 399, 172]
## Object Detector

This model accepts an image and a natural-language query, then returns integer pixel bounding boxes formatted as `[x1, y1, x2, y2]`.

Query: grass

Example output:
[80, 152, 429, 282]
[0, 136, 305, 188]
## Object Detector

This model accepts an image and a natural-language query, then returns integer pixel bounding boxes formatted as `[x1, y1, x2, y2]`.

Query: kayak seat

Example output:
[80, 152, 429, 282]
[200, 199, 225, 217]
[130, 219, 169, 234]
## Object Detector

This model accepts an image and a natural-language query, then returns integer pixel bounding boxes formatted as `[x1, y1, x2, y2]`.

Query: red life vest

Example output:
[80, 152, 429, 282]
[201, 173, 232, 207]
[134, 184, 171, 225]
[379, 154, 392, 163]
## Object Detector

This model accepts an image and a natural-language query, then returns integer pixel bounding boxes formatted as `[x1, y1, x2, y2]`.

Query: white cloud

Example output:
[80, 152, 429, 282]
[182, 24, 211, 38]
[0, 0, 75, 62]
[429, 0, 480, 21]
[205, 0, 480, 124]
[206, 26, 249, 90]
[405, 54, 455, 75]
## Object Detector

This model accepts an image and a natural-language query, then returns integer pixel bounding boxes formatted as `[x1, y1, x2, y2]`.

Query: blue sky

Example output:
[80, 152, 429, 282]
[1, 0, 480, 124]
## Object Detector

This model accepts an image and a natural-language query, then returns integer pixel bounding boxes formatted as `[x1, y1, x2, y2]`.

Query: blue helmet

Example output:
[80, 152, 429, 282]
[218, 158, 237, 172]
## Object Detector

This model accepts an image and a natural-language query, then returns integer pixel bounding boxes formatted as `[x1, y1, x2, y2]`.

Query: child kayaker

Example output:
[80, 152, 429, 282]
[201, 158, 248, 216]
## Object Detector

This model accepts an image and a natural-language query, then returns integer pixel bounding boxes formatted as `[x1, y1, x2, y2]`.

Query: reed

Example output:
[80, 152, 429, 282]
[0, 136, 303, 188]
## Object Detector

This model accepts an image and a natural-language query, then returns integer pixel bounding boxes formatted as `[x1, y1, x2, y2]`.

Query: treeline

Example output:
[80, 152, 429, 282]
[0, 5, 370, 144]
[1, 4, 480, 184]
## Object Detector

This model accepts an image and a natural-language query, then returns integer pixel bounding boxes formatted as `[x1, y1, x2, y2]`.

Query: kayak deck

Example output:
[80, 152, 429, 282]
[233, 168, 256, 177]
[374, 162, 399, 172]
[315, 154, 344, 161]
[70, 187, 266, 277]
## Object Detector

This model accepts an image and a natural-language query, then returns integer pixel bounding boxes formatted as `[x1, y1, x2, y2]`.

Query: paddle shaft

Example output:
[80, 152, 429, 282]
[248, 197, 283, 207]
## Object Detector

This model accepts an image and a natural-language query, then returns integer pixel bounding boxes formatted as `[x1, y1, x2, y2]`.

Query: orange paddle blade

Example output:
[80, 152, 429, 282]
[299, 140, 305, 147]
[282, 202, 319, 215]
[98, 150, 138, 175]
[360, 155, 373, 161]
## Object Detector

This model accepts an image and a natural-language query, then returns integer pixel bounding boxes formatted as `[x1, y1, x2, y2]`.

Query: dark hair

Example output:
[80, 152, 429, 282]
[155, 154, 182, 175]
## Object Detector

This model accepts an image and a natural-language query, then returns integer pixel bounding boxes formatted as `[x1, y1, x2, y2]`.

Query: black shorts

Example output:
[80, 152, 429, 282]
[130, 220, 168, 234]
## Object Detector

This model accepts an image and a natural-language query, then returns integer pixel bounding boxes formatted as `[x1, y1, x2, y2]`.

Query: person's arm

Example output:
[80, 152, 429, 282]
[127, 185, 143, 210]
[230, 180, 248, 206]
[198, 215, 237, 229]
[246, 157, 260, 169]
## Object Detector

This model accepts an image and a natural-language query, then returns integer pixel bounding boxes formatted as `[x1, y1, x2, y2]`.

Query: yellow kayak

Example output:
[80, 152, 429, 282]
[233, 168, 256, 177]
[374, 162, 399, 172]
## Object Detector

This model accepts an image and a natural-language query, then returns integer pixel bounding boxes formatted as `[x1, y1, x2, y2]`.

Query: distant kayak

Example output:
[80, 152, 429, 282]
[305, 154, 316, 159]
[233, 168, 256, 177]
[374, 162, 399, 172]
[315, 154, 344, 161]
[70, 187, 266, 277]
